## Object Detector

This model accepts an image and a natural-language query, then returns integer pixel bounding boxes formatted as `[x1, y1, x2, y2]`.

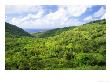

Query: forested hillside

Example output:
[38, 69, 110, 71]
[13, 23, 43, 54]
[33, 26, 75, 38]
[5, 22, 32, 37]
[5, 19, 106, 70]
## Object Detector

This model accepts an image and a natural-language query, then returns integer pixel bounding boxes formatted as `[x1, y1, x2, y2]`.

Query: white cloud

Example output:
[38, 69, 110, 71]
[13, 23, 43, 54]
[83, 6, 105, 23]
[26, 9, 44, 19]
[11, 17, 23, 26]
[6, 5, 93, 30]
[93, 6, 105, 18]
[66, 5, 92, 17]
[44, 7, 67, 21]
[83, 16, 93, 21]
[5, 5, 42, 15]
[101, 13, 105, 19]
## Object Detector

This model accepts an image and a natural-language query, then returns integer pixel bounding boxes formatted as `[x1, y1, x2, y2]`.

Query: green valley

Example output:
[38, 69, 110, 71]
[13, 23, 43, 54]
[5, 19, 106, 70]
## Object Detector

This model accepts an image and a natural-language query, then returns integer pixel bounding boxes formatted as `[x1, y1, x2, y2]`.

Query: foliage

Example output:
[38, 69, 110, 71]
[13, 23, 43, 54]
[5, 22, 32, 37]
[5, 19, 106, 70]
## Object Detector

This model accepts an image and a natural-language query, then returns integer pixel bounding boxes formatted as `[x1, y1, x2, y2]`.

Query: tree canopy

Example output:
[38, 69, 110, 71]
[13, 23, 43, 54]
[5, 19, 106, 70]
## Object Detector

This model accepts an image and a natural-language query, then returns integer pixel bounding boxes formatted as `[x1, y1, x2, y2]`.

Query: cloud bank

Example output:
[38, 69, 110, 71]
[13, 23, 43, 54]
[5, 5, 106, 30]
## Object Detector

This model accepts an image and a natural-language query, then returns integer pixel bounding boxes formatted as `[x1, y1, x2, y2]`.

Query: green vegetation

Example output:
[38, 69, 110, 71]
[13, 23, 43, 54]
[5, 22, 32, 37]
[33, 26, 75, 38]
[5, 19, 106, 70]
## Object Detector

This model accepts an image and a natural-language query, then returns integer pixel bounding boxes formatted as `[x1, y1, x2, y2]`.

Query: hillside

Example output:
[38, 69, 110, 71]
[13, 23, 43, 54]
[5, 22, 32, 37]
[33, 19, 106, 38]
[33, 26, 75, 38]
[5, 19, 106, 70]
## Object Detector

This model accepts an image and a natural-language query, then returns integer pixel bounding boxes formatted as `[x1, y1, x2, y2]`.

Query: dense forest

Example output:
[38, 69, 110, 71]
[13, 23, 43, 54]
[5, 22, 32, 37]
[5, 19, 106, 70]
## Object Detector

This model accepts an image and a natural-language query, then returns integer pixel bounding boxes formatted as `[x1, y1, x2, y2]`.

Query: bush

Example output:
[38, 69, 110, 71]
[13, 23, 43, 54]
[74, 53, 105, 66]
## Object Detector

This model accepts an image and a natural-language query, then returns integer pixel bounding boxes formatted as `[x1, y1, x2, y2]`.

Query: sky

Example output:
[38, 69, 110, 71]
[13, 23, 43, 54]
[5, 5, 106, 31]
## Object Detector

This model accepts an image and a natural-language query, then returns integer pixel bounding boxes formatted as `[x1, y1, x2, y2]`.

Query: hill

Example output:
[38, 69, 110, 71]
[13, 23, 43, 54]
[5, 22, 32, 37]
[33, 19, 106, 38]
[33, 26, 75, 38]
[5, 19, 106, 70]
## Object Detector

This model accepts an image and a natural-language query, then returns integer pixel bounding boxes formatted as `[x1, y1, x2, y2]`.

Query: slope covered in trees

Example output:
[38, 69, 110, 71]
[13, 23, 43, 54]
[5, 22, 32, 37]
[33, 26, 75, 38]
[5, 19, 106, 70]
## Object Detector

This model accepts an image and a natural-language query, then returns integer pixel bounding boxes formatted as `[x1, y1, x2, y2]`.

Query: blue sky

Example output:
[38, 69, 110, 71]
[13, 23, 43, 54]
[5, 5, 106, 31]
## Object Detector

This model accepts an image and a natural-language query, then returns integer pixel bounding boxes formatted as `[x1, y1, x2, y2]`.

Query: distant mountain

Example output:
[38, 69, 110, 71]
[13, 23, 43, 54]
[24, 29, 48, 33]
[33, 26, 76, 38]
[5, 22, 32, 37]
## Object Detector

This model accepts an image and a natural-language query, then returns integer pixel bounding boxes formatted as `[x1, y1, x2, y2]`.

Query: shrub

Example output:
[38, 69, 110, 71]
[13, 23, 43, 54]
[74, 53, 105, 66]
